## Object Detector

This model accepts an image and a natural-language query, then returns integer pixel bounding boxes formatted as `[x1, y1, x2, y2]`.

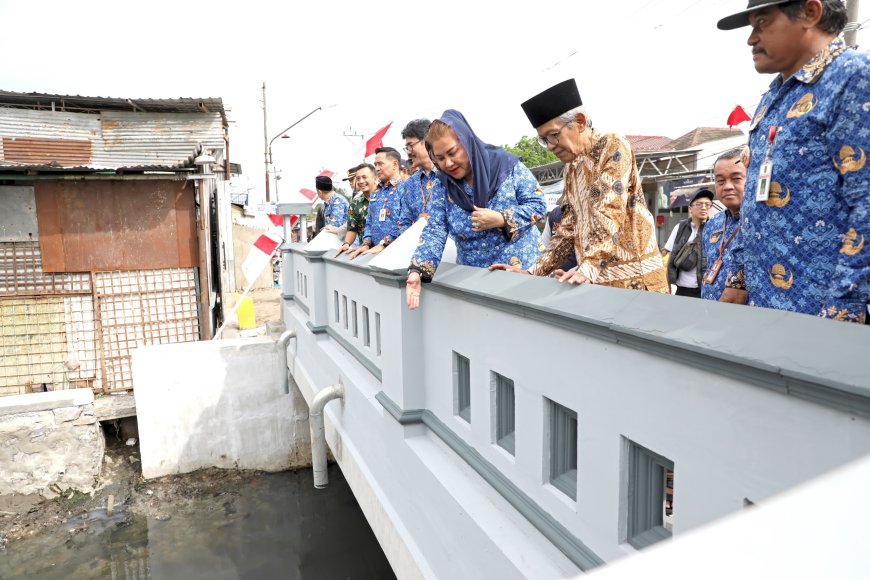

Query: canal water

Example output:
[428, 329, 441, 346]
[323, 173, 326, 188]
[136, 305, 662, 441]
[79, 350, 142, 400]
[0, 464, 396, 580]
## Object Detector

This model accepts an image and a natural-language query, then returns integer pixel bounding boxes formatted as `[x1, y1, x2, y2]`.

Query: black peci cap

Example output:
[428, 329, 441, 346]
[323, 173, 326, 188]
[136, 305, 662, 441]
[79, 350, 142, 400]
[521, 79, 583, 129]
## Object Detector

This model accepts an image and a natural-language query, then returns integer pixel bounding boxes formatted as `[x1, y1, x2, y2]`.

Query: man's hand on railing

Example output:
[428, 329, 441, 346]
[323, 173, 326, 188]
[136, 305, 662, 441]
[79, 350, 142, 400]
[335, 242, 351, 257]
[406, 271, 422, 310]
[488, 263, 530, 273]
[719, 288, 748, 304]
[348, 245, 368, 260]
[363, 244, 385, 256]
[554, 267, 588, 285]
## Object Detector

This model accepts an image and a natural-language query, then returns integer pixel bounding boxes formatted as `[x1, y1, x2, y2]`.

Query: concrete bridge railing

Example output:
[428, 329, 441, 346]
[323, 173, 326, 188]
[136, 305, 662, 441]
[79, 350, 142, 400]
[279, 240, 870, 579]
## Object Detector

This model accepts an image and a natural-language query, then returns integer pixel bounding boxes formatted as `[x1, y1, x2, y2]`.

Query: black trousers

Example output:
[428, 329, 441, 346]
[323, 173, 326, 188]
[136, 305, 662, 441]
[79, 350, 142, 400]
[675, 285, 701, 298]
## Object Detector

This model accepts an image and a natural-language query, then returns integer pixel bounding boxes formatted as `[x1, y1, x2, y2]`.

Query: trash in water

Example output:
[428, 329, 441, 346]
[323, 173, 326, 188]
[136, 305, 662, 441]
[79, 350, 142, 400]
[126, 438, 137, 446]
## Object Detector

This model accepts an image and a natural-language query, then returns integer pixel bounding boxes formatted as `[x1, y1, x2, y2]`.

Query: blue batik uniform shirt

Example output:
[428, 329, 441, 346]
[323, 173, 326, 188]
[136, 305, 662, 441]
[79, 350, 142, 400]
[397, 167, 440, 235]
[322, 193, 349, 229]
[701, 209, 741, 301]
[411, 162, 545, 279]
[727, 39, 870, 323]
[362, 178, 402, 246]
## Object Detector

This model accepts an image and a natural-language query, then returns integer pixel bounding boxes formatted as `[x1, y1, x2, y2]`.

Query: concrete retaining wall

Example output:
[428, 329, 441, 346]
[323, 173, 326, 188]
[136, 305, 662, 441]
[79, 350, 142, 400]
[0, 389, 104, 496]
[133, 337, 311, 480]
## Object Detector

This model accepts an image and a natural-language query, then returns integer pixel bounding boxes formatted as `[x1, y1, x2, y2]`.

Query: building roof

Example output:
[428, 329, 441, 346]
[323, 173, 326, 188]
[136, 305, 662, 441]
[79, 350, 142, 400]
[625, 135, 673, 153]
[0, 91, 227, 172]
[666, 127, 744, 152]
[0, 90, 227, 123]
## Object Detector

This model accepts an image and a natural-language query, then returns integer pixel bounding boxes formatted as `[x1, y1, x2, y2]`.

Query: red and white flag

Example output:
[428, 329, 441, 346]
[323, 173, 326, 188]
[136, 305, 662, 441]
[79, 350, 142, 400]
[365, 122, 392, 157]
[727, 105, 751, 127]
[299, 188, 318, 202]
[241, 227, 284, 287]
[317, 169, 335, 178]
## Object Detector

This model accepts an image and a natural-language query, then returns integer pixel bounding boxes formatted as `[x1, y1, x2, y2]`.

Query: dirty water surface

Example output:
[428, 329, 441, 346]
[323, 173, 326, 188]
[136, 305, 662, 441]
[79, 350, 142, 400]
[0, 462, 396, 579]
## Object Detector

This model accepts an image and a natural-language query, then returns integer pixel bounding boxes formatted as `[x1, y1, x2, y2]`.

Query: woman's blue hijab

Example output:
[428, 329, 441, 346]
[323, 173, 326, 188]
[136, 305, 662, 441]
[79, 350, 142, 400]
[431, 110, 519, 213]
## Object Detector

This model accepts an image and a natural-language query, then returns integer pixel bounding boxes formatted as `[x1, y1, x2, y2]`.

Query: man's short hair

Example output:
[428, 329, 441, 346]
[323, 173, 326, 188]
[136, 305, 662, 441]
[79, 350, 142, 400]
[375, 147, 401, 165]
[781, 0, 847, 35]
[357, 163, 376, 176]
[401, 119, 431, 141]
[714, 147, 745, 169]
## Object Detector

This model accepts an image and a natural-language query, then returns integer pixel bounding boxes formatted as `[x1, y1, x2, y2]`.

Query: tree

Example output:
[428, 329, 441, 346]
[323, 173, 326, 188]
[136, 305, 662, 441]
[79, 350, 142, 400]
[503, 136, 558, 168]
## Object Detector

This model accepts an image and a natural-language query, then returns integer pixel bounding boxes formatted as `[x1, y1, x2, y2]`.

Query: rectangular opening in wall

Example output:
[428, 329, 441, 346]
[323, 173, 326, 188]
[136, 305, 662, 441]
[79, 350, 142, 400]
[351, 300, 358, 338]
[304, 275, 308, 298]
[375, 312, 382, 356]
[453, 352, 471, 423]
[548, 399, 577, 500]
[342, 295, 348, 330]
[362, 307, 370, 347]
[626, 439, 674, 549]
[334, 291, 340, 323]
[494, 372, 515, 455]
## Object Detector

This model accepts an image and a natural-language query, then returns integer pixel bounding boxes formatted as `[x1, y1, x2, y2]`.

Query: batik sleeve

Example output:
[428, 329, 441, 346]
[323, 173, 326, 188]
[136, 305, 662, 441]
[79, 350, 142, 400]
[409, 182, 449, 282]
[498, 163, 547, 242]
[530, 202, 577, 276]
[826, 64, 870, 310]
[396, 180, 416, 236]
[572, 136, 632, 283]
[326, 196, 349, 229]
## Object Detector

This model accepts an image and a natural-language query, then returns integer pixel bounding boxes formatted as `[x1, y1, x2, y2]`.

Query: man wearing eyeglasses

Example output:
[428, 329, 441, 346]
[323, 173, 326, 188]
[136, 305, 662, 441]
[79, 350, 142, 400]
[491, 79, 668, 292]
[396, 119, 440, 235]
[662, 189, 713, 298]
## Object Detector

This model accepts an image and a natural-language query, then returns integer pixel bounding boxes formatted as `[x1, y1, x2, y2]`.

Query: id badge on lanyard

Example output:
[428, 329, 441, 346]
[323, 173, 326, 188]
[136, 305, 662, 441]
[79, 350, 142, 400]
[755, 126, 777, 203]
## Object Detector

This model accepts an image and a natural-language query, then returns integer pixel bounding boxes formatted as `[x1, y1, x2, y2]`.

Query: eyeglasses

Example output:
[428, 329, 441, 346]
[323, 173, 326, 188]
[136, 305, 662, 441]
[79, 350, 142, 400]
[691, 202, 713, 209]
[536, 123, 571, 147]
[403, 140, 421, 153]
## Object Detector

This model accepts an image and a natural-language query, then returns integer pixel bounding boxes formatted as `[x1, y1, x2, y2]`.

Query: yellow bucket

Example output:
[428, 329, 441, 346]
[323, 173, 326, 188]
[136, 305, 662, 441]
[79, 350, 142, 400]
[235, 293, 256, 329]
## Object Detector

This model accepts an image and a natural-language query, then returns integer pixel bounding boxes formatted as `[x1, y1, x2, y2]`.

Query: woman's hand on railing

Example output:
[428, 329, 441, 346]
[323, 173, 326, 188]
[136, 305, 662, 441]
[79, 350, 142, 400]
[488, 263, 529, 273]
[406, 271, 422, 310]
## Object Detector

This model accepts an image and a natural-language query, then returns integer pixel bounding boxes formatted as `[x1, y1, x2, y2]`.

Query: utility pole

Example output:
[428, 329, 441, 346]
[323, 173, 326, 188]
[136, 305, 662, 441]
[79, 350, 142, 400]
[845, 0, 860, 48]
[262, 82, 271, 203]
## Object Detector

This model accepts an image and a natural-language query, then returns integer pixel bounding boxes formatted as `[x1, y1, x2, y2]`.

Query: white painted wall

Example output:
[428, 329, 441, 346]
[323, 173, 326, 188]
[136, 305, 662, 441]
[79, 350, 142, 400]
[133, 338, 310, 480]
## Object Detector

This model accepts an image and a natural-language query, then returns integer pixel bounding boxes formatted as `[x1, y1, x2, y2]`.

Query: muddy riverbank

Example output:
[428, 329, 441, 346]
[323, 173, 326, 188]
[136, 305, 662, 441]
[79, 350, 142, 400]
[0, 426, 394, 579]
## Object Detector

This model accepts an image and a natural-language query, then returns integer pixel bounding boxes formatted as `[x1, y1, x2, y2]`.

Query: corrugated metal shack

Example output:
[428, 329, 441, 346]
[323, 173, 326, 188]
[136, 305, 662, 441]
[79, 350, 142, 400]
[0, 91, 231, 396]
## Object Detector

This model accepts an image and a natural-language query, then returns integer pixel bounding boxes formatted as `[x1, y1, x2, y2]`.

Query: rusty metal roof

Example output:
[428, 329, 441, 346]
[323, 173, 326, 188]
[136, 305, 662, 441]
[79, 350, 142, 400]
[0, 90, 226, 122]
[0, 104, 226, 171]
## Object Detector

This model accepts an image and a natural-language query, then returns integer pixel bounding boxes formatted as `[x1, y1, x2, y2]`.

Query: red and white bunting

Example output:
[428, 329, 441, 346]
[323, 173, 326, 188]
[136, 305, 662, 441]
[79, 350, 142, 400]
[241, 226, 284, 287]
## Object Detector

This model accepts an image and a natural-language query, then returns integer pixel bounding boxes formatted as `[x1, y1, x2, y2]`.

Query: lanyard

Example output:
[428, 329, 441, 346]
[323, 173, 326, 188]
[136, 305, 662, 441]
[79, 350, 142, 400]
[717, 213, 741, 260]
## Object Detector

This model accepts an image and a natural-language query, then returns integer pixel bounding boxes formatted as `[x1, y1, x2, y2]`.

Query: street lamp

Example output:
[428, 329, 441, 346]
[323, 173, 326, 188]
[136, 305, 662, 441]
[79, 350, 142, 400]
[264, 106, 323, 202]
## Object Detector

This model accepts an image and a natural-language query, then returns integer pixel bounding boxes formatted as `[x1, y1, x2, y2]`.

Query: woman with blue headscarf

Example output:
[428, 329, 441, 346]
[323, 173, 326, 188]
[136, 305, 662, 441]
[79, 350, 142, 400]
[406, 110, 546, 309]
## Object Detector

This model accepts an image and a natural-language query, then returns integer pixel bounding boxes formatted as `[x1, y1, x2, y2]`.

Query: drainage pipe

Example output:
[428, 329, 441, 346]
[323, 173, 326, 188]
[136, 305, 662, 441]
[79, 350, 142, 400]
[309, 381, 345, 489]
[277, 329, 296, 394]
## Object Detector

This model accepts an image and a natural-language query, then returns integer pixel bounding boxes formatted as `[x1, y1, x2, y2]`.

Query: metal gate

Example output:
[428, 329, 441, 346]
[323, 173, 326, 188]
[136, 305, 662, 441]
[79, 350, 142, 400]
[0, 241, 199, 395]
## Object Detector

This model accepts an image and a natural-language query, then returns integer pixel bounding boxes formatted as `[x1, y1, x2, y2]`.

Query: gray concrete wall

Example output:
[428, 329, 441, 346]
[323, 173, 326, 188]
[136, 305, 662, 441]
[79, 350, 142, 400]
[133, 337, 310, 480]
[0, 389, 104, 496]
[278, 242, 870, 579]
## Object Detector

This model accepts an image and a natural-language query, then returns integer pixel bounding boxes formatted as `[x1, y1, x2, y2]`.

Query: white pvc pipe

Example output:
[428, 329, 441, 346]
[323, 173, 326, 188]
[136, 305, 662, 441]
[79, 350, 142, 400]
[278, 329, 296, 395]
[309, 382, 344, 489]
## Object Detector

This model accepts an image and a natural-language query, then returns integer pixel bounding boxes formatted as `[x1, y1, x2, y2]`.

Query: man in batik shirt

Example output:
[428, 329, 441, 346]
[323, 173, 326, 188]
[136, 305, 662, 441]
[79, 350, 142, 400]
[494, 79, 668, 292]
[350, 147, 403, 258]
[718, 0, 869, 323]
[702, 149, 746, 301]
[314, 175, 349, 235]
[397, 119, 440, 235]
[338, 164, 374, 255]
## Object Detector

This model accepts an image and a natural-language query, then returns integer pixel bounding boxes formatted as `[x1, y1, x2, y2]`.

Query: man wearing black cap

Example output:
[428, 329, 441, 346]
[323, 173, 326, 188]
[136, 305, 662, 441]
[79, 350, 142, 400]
[718, 0, 870, 323]
[314, 175, 349, 235]
[662, 189, 713, 298]
[497, 79, 668, 292]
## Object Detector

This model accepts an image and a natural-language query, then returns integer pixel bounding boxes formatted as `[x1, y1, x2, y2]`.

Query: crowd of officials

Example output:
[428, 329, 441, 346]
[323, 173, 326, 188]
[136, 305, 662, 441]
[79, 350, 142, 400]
[304, 0, 868, 325]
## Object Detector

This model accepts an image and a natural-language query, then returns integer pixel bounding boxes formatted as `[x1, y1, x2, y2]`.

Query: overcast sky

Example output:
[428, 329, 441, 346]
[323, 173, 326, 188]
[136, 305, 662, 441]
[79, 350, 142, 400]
[1, 0, 866, 204]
